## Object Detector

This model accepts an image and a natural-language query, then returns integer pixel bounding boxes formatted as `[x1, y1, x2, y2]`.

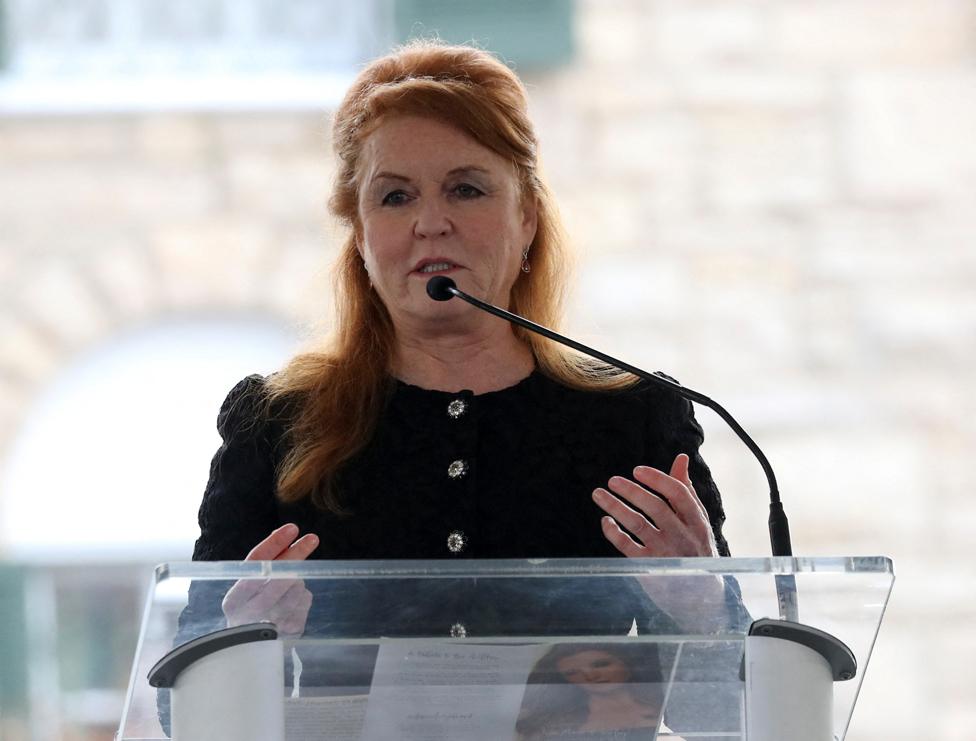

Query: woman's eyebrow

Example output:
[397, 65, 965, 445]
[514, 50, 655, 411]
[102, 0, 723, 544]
[447, 165, 491, 177]
[369, 165, 491, 186]
[370, 171, 411, 185]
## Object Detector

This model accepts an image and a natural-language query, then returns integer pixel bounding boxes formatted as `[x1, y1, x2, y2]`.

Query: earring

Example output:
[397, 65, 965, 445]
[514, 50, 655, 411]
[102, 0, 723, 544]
[521, 246, 531, 274]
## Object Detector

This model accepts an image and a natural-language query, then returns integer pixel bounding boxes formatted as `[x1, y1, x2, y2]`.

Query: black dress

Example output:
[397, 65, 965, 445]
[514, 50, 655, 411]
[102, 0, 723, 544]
[193, 370, 730, 563]
[161, 372, 746, 736]
[178, 370, 739, 641]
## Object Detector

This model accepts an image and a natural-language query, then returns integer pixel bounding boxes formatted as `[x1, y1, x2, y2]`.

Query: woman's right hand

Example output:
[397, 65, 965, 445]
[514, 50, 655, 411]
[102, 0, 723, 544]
[221, 523, 319, 636]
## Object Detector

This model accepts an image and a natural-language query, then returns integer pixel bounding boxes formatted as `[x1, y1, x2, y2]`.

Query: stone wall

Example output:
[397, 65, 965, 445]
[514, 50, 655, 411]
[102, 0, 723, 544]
[1, 1, 974, 738]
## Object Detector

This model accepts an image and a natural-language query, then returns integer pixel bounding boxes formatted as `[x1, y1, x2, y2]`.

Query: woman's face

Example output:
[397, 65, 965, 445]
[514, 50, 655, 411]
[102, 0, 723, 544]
[556, 650, 632, 692]
[356, 115, 537, 332]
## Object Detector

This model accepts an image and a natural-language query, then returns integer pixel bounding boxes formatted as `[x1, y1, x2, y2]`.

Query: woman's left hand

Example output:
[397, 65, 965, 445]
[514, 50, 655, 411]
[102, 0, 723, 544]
[592, 453, 718, 558]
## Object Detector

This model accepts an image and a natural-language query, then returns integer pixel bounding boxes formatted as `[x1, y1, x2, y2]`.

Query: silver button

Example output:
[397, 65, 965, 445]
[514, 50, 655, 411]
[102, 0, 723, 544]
[450, 622, 467, 638]
[447, 399, 468, 419]
[447, 530, 466, 553]
[447, 459, 468, 479]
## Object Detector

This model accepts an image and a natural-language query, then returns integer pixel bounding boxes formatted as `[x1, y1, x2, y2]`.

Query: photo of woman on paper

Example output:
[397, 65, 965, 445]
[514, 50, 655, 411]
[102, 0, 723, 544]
[515, 642, 669, 740]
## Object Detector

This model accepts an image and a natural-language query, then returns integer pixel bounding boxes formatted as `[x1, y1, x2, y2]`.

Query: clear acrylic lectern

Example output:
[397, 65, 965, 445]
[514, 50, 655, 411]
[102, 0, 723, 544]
[117, 556, 893, 741]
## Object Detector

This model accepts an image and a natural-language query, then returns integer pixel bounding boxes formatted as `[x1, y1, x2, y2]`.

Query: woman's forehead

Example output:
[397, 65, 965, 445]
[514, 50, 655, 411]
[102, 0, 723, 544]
[358, 114, 511, 180]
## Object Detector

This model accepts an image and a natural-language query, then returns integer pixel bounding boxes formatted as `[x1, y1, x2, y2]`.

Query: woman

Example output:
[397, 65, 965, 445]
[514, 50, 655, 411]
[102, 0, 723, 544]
[516, 643, 669, 739]
[187, 40, 730, 639]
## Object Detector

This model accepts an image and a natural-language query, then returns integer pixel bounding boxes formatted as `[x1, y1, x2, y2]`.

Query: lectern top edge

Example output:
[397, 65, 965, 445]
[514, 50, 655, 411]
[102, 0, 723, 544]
[151, 555, 894, 583]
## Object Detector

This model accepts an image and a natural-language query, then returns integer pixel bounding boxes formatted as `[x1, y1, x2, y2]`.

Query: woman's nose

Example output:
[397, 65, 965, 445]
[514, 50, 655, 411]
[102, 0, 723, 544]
[413, 199, 453, 239]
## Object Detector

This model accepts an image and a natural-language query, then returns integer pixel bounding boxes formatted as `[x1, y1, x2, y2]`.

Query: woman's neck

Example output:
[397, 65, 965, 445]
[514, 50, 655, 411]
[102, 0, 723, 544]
[392, 322, 535, 394]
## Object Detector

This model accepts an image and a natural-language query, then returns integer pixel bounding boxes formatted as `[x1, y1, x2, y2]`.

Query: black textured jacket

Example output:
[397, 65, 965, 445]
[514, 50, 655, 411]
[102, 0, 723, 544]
[176, 370, 739, 640]
[159, 372, 745, 735]
[194, 370, 729, 563]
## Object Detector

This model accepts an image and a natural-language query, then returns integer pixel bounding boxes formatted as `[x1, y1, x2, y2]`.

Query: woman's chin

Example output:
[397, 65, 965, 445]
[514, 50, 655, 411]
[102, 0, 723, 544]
[395, 298, 479, 333]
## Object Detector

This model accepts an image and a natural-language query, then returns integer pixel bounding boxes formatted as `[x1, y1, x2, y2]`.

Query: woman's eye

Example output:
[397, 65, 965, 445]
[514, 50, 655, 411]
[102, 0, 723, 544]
[381, 190, 409, 206]
[453, 183, 484, 199]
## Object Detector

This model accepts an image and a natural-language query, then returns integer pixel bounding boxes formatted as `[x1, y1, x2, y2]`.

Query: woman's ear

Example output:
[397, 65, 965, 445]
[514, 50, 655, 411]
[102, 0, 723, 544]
[521, 194, 539, 247]
[353, 224, 368, 263]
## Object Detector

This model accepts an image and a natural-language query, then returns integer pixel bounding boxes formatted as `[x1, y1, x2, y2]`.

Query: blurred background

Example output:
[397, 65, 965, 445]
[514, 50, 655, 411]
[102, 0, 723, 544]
[0, 0, 973, 739]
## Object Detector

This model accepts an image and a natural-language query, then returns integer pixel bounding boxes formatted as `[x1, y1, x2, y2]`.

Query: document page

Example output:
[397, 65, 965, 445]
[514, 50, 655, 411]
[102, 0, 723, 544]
[286, 695, 368, 741]
[287, 640, 671, 740]
[360, 643, 542, 741]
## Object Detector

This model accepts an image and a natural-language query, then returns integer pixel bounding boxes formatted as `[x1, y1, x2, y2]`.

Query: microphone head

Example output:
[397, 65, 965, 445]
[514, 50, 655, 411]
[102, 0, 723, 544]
[426, 276, 457, 302]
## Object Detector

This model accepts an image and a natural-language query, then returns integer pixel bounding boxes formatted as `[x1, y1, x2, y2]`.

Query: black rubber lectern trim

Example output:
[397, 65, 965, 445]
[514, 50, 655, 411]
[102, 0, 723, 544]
[747, 618, 857, 682]
[147, 622, 278, 688]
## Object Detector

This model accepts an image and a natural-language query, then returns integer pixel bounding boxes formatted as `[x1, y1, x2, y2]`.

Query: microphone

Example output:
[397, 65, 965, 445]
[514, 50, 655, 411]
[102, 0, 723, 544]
[426, 276, 457, 302]
[427, 275, 798, 621]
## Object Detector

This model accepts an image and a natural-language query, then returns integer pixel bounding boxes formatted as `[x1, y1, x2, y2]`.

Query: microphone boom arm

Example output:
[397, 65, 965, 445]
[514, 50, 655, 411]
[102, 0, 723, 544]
[430, 276, 794, 560]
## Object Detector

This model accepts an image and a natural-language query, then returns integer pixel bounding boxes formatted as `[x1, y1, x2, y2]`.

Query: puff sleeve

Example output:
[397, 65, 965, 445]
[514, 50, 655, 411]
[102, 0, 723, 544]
[192, 374, 280, 562]
[647, 379, 730, 557]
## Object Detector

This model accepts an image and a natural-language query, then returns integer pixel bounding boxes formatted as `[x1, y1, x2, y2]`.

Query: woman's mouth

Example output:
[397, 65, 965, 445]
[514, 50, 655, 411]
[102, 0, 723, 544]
[415, 261, 457, 274]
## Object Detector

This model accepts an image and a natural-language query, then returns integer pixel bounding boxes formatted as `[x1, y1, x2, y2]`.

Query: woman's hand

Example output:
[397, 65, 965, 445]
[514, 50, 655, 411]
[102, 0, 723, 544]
[221, 523, 319, 636]
[593, 453, 718, 558]
[594, 455, 728, 630]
